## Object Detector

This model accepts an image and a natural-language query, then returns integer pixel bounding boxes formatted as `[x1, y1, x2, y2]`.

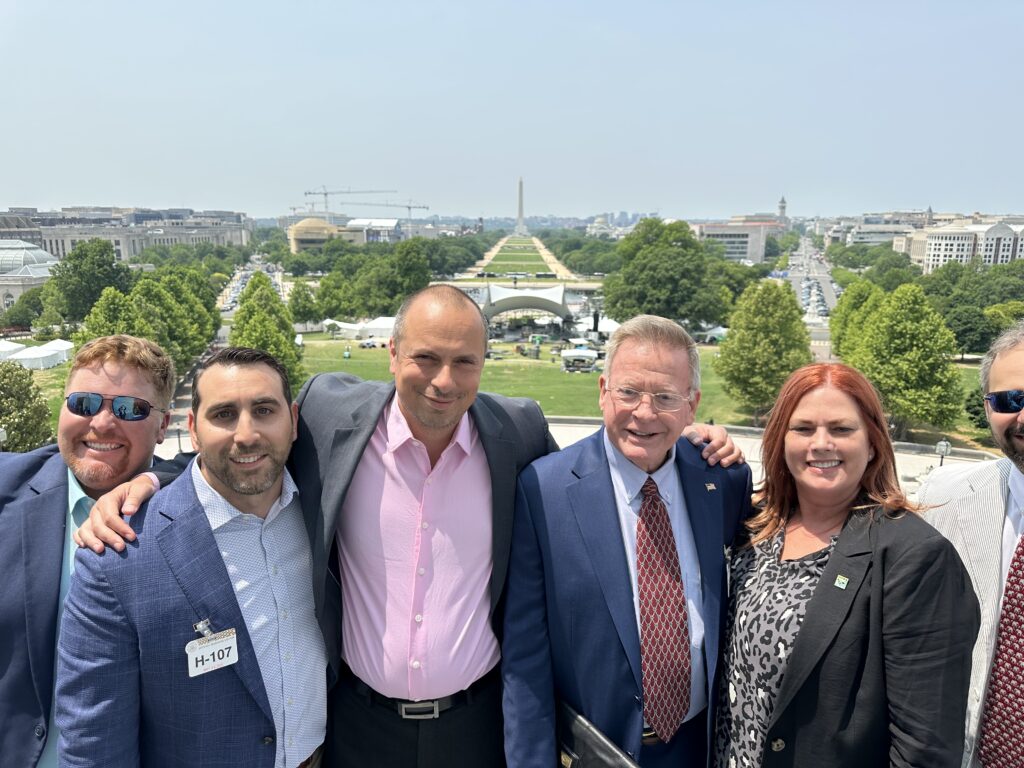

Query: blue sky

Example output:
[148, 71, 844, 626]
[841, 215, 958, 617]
[2, 0, 1021, 220]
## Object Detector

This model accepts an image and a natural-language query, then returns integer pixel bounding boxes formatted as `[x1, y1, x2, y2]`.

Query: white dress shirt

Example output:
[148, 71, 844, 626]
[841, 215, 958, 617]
[603, 432, 708, 722]
[191, 461, 327, 768]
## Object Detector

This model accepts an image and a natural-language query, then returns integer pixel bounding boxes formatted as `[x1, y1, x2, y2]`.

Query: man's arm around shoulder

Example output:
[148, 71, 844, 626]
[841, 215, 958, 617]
[56, 545, 141, 768]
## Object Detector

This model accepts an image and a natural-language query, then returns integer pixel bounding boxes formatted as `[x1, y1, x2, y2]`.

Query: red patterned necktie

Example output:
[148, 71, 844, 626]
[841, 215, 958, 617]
[978, 535, 1024, 767]
[637, 477, 691, 743]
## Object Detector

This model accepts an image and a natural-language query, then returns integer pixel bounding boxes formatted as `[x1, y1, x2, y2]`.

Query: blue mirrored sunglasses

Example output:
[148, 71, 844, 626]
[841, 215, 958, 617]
[65, 392, 167, 422]
[984, 390, 1024, 414]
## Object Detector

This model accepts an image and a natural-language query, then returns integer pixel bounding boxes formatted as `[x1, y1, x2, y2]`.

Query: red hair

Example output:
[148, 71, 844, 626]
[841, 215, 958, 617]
[748, 362, 914, 545]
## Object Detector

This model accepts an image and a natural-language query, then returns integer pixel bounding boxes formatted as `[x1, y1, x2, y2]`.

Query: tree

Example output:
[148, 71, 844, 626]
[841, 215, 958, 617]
[130, 278, 205, 371]
[0, 361, 54, 451]
[985, 300, 1024, 331]
[288, 282, 321, 326]
[944, 305, 1000, 359]
[829, 280, 882, 359]
[965, 385, 989, 431]
[846, 284, 962, 439]
[47, 239, 133, 321]
[603, 220, 727, 327]
[230, 272, 306, 389]
[2, 286, 45, 328]
[75, 287, 155, 344]
[714, 281, 812, 420]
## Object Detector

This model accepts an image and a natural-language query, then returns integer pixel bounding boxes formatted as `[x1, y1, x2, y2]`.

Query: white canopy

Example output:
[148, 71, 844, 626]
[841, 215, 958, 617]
[37, 338, 75, 361]
[360, 316, 396, 339]
[8, 346, 63, 369]
[0, 339, 26, 360]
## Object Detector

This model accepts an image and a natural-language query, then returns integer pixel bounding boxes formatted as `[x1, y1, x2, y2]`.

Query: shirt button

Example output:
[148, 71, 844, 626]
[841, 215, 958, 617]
[272, 566, 279, 575]
[35, 724, 45, 739]
[770, 738, 786, 752]
[422, 522, 429, 529]
[411, 660, 421, 669]
[418, 567, 425, 576]
[281, 610, 288, 619]
[285, 653, 292, 661]
[262, 736, 275, 745]
[415, 614, 423, 623]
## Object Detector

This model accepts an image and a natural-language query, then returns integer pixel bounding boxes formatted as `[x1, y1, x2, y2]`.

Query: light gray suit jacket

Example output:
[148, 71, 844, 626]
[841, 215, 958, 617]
[920, 457, 1014, 768]
[290, 372, 558, 683]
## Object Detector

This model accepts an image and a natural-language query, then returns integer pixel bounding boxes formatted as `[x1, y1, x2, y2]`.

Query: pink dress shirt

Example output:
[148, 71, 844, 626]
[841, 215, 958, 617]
[338, 400, 498, 700]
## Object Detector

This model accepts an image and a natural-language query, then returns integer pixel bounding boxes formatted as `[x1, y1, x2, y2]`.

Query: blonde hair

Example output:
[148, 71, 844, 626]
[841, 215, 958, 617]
[71, 335, 176, 408]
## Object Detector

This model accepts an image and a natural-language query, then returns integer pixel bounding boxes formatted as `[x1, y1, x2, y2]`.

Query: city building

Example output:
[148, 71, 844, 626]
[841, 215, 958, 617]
[845, 223, 914, 246]
[287, 217, 404, 253]
[0, 214, 43, 248]
[0, 240, 59, 310]
[688, 222, 772, 263]
[40, 218, 250, 261]
[893, 218, 1024, 273]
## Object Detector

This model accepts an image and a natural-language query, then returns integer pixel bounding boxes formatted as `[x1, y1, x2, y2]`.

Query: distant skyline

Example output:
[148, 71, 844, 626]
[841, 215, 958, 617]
[2, 0, 1022, 221]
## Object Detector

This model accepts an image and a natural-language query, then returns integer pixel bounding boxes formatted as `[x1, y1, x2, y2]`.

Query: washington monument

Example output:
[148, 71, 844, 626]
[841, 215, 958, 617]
[514, 177, 529, 236]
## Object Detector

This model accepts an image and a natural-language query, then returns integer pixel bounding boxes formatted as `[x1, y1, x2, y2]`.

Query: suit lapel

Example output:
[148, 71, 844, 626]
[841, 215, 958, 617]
[318, 385, 394, 563]
[769, 512, 873, 727]
[675, 444, 727, 687]
[567, 433, 643, 690]
[11, 454, 68, 717]
[154, 476, 274, 722]
[957, 461, 1010, 617]
[470, 398, 519, 615]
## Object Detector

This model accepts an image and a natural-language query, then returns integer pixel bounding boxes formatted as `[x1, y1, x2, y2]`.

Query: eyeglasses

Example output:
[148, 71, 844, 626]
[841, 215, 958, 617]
[985, 390, 1024, 414]
[605, 385, 691, 413]
[65, 392, 167, 422]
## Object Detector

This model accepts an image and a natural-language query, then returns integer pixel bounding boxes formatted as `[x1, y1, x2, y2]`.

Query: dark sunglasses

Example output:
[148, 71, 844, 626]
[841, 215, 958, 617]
[984, 390, 1024, 414]
[65, 392, 167, 422]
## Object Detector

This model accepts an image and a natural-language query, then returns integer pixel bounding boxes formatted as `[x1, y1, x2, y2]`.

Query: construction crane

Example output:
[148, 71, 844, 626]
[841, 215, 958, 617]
[329, 199, 429, 219]
[304, 186, 398, 214]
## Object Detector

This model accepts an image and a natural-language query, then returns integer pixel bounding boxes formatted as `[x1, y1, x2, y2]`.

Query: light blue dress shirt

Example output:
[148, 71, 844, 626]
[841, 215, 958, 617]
[190, 461, 327, 768]
[37, 471, 93, 768]
[603, 432, 709, 723]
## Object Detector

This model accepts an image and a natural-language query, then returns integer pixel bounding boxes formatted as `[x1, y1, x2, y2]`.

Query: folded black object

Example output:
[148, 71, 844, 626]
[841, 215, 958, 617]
[556, 700, 641, 768]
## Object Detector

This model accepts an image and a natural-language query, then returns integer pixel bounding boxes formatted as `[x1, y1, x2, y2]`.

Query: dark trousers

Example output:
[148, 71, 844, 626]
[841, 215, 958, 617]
[639, 712, 707, 768]
[326, 669, 506, 768]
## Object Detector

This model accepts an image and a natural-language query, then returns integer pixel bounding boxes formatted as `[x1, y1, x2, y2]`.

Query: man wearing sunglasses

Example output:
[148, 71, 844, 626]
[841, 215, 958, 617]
[0, 334, 173, 768]
[921, 320, 1024, 768]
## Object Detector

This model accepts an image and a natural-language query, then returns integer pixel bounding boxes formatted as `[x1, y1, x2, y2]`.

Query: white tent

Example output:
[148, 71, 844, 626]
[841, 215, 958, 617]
[359, 316, 396, 339]
[322, 319, 363, 339]
[0, 339, 26, 360]
[37, 338, 75, 362]
[8, 346, 63, 369]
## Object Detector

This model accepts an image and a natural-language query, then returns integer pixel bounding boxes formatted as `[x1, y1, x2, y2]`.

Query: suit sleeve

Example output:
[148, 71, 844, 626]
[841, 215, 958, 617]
[883, 532, 980, 768]
[151, 452, 194, 488]
[502, 472, 558, 767]
[56, 549, 141, 768]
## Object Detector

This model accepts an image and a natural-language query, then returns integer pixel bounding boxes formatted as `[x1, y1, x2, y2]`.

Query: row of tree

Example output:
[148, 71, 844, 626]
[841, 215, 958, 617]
[229, 272, 306, 390]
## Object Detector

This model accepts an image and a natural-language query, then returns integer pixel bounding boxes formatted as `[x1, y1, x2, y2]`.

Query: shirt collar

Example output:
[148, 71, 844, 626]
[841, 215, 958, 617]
[602, 429, 677, 505]
[1008, 463, 1024, 523]
[384, 396, 473, 456]
[66, 468, 95, 529]
[191, 459, 299, 530]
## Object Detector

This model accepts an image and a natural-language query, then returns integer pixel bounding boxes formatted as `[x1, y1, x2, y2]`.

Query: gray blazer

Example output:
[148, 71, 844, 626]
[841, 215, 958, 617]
[291, 372, 558, 681]
[921, 458, 1013, 768]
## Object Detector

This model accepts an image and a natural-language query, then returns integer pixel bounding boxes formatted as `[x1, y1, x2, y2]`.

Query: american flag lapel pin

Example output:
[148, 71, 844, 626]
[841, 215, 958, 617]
[834, 575, 849, 590]
[705, 482, 717, 491]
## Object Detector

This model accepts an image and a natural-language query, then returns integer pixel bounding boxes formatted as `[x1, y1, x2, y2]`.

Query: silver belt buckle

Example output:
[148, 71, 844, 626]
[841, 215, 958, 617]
[399, 700, 440, 719]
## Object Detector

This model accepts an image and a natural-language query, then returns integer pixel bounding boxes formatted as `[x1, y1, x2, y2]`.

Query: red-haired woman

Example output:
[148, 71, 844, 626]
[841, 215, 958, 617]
[714, 363, 979, 768]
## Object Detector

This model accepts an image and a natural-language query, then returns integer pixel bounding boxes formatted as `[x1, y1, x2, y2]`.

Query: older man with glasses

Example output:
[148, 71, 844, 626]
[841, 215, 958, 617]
[501, 315, 753, 768]
[0, 335, 174, 768]
[922, 320, 1024, 768]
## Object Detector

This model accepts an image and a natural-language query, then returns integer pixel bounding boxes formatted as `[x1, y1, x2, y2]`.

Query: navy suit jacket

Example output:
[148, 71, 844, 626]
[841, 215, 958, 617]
[56, 463, 278, 768]
[0, 444, 67, 768]
[501, 430, 752, 766]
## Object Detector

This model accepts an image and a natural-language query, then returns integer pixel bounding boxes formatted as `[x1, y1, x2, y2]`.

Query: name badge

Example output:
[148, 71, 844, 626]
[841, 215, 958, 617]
[185, 628, 238, 677]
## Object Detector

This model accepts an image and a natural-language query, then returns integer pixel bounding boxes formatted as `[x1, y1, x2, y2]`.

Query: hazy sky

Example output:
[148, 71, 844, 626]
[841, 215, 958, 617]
[2, 0, 1021, 220]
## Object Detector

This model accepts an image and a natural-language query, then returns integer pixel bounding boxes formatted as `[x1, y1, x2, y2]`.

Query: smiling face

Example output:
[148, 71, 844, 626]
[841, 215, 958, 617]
[784, 385, 874, 514]
[58, 362, 170, 499]
[389, 295, 486, 446]
[188, 363, 297, 516]
[599, 338, 699, 473]
[986, 345, 1024, 472]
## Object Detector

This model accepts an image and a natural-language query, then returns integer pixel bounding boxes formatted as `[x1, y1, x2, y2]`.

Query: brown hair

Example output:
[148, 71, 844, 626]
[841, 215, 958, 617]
[71, 335, 176, 408]
[748, 362, 914, 545]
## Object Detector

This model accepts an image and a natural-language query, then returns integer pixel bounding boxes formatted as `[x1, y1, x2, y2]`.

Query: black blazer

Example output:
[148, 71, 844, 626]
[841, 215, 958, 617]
[755, 508, 979, 768]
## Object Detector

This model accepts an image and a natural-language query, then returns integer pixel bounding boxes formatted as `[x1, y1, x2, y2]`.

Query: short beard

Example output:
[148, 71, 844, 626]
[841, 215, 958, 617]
[994, 424, 1024, 474]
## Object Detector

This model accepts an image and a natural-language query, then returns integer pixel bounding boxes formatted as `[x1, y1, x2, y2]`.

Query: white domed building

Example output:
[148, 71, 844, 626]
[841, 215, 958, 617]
[0, 240, 59, 310]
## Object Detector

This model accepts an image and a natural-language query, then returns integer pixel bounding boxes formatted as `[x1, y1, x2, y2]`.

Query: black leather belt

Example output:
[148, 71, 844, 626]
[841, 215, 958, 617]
[341, 664, 498, 720]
